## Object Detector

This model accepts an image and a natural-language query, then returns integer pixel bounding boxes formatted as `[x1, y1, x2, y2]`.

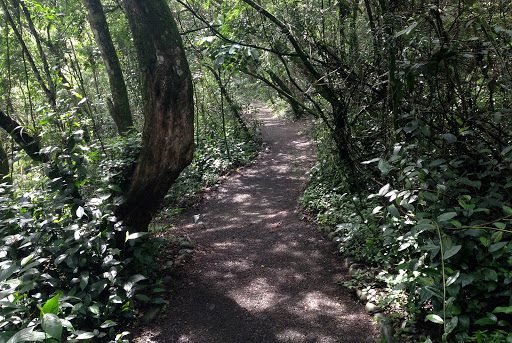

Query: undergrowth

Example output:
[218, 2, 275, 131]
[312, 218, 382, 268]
[300, 126, 512, 343]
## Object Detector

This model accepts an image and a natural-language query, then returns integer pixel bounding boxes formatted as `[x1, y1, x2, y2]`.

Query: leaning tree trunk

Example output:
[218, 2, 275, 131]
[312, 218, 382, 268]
[82, 0, 134, 135]
[114, 0, 194, 239]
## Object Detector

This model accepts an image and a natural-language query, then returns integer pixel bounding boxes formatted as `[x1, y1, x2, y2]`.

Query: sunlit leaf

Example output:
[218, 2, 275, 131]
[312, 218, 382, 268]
[42, 314, 62, 340]
[426, 314, 444, 324]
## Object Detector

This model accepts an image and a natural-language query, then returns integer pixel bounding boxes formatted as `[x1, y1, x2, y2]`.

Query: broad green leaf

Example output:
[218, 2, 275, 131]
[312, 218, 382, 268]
[135, 294, 151, 301]
[38, 118, 52, 125]
[100, 320, 118, 328]
[489, 241, 507, 253]
[125, 232, 149, 242]
[109, 184, 123, 193]
[88, 305, 100, 315]
[443, 245, 462, 260]
[378, 183, 390, 197]
[448, 219, 461, 228]
[123, 274, 147, 294]
[442, 133, 457, 143]
[395, 22, 418, 37]
[459, 273, 475, 288]
[61, 318, 74, 331]
[483, 269, 498, 282]
[387, 205, 400, 218]
[42, 314, 62, 340]
[480, 237, 490, 247]
[446, 316, 458, 334]
[503, 206, 512, 215]
[378, 159, 390, 176]
[437, 212, 456, 222]
[475, 312, 497, 325]
[80, 272, 89, 291]
[0, 263, 17, 282]
[40, 294, 60, 317]
[501, 145, 512, 156]
[76, 206, 85, 219]
[446, 271, 460, 287]
[54, 254, 67, 266]
[458, 315, 470, 332]
[413, 223, 436, 235]
[20, 254, 33, 267]
[442, 235, 453, 249]
[420, 244, 440, 254]
[6, 328, 45, 343]
[429, 159, 446, 168]
[151, 297, 165, 304]
[426, 314, 444, 324]
[493, 306, 512, 314]
[74, 332, 95, 339]
[425, 285, 443, 299]
[493, 222, 506, 230]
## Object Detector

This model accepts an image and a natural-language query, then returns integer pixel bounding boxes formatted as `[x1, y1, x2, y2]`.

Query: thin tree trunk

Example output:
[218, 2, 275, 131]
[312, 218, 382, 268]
[266, 69, 303, 117]
[207, 66, 250, 137]
[0, 0, 56, 108]
[379, 0, 399, 143]
[19, 0, 56, 102]
[114, 0, 194, 238]
[0, 141, 10, 183]
[82, 0, 134, 135]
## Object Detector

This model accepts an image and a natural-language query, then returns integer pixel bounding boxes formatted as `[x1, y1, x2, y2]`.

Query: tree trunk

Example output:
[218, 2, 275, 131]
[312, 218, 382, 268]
[207, 66, 250, 137]
[114, 0, 194, 237]
[0, 140, 10, 183]
[0, 0, 56, 108]
[266, 70, 303, 117]
[379, 0, 399, 143]
[82, 0, 134, 135]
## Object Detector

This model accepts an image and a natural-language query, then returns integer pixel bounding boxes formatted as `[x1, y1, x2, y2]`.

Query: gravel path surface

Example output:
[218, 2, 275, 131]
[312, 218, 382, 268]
[134, 104, 379, 343]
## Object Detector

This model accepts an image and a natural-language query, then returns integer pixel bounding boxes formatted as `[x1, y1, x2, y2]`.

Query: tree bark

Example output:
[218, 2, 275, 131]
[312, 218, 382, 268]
[0, 140, 10, 183]
[114, 0, 194, 236]
[82, 0, 134, 135]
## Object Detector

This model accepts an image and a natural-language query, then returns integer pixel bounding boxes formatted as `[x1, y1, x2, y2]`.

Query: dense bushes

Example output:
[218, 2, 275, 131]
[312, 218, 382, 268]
[0, 174, 154, 342]
[301, 131, 512, 342]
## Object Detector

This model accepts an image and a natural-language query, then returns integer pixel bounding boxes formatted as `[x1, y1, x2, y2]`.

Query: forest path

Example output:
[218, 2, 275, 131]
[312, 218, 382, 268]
[134, 103, 379, 342]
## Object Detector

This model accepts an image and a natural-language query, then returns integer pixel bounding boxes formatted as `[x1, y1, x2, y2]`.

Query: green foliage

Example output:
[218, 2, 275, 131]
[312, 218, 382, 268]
[166, 115, 260, 205]
[0, 139, 161, 342]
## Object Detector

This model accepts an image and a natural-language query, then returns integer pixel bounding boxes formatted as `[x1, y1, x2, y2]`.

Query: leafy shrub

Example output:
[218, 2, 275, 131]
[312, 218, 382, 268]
[0, 138, 161, 342]
[301, 125, 512, 342]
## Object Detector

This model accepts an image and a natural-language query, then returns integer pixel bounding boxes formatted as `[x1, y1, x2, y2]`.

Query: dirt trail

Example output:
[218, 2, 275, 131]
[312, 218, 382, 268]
[135, 104, 379, 342]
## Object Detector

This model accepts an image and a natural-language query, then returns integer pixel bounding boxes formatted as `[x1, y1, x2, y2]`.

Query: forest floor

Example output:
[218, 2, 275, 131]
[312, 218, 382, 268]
[133, 103, 379, 343]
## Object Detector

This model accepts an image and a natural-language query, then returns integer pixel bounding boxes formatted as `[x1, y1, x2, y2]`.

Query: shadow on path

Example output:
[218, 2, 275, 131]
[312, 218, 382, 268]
[135, 104, 379, 343]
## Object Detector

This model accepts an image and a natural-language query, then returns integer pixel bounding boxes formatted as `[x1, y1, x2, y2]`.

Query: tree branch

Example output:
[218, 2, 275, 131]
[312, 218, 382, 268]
[175, 0, 299, 58]
[0, 109, 48, 162]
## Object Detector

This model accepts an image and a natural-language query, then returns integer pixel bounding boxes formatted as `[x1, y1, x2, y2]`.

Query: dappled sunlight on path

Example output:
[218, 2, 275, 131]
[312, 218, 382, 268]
[135, 103, 378, 343]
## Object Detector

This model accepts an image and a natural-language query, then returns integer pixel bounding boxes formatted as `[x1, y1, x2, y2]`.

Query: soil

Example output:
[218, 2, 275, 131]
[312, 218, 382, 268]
[133, 103, 380, 343]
